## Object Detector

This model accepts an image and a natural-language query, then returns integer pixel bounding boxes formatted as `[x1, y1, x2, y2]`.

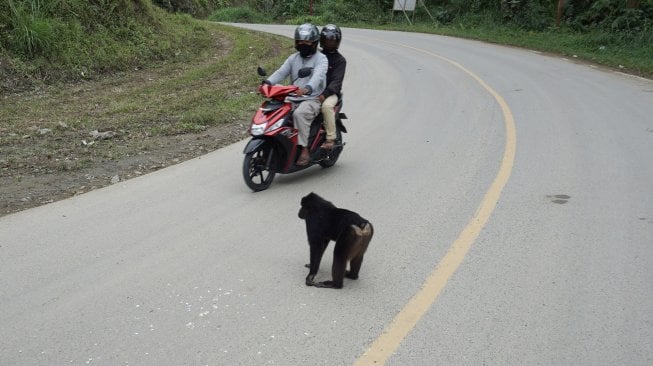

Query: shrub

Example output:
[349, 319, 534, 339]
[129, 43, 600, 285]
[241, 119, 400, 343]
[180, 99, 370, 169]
[500, 0, 552, 31]
[5, 0, 56, 57]
[209, 6, 269, 23]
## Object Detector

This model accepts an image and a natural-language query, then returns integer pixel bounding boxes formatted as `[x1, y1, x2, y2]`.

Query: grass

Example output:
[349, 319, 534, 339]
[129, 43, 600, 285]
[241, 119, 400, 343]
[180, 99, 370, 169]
[264, 3, 652, 78]
[1, 1, 218, 87]
[0, 20, 292, 194]
[340, 19, 653, 78]
[209, 6, 270, 23]
[1, 22, 291, 139]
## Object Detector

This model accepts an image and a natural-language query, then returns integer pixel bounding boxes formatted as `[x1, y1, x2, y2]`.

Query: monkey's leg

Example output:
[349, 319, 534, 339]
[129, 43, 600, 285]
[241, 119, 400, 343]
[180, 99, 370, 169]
[331, 254, 347, 288]
[345, 241, 369, 279]
[315, 251, 347, 289]
[345, 223, 373, 279]
[322, 227, 361, 289]
[345, 255, 363, 280]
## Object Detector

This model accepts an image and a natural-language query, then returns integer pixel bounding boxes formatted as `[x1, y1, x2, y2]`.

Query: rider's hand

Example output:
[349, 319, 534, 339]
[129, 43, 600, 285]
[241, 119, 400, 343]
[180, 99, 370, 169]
[295, 87, 309, 97]
[258, 80, 271, 94]
[319, 95, 325, 103]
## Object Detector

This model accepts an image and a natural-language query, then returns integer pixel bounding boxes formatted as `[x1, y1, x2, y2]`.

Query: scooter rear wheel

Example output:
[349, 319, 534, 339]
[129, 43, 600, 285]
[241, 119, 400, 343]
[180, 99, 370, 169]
[319, 129, 343, 168]
[243, 142, 276, 192]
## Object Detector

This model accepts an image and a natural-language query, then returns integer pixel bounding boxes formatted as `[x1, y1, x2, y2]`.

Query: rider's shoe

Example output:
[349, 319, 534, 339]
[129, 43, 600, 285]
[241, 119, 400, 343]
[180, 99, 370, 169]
[296, 149, 311, 166]
[320, 139, 335, 150]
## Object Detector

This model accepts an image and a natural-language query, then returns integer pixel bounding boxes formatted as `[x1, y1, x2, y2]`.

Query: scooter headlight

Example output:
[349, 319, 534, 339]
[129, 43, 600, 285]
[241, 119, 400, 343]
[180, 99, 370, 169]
[250, 122, 267, 136]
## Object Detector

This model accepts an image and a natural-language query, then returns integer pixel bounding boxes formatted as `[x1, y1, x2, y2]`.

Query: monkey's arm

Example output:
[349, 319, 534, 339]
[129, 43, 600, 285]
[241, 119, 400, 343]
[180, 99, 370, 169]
[305, 237, 329, 286]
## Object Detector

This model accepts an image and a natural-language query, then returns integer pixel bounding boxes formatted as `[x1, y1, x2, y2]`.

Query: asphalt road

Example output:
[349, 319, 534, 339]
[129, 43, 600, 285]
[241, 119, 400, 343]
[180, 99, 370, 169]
[1, 25, 652, 365]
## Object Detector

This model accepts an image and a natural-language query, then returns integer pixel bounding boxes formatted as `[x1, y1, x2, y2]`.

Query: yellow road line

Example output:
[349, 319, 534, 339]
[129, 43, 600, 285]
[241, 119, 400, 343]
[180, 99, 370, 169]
[354, 43, 517, 365]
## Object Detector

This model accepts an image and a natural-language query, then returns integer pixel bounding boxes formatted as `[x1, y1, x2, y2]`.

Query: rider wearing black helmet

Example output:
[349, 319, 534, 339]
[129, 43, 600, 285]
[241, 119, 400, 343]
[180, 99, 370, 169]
[318, 24, 347, 150]
[294, 23, 320, 58]
[265, 23, 328, 165]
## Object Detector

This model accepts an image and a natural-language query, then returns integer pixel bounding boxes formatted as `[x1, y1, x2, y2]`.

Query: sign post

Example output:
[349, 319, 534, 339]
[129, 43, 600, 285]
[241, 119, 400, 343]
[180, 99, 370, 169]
[393, 0, 417, 24]
[392, 0, 435, 24]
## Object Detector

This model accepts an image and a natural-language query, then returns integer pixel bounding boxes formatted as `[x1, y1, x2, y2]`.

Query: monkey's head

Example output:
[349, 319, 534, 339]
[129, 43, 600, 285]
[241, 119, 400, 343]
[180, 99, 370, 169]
[297, 193, 315, 219]
[298, 192, 334, 220]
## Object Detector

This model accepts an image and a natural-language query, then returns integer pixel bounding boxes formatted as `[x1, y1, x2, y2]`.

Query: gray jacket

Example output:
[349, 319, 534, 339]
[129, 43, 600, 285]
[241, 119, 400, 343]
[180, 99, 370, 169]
[266, 51, 328, 102]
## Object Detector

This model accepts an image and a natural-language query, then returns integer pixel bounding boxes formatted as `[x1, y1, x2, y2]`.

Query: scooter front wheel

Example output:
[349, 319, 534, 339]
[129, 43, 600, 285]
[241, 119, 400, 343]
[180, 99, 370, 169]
[243, 142, 276, 192]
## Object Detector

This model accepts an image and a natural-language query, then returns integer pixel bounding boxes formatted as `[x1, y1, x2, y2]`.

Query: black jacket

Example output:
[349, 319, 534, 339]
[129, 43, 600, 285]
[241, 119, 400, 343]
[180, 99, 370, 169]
[321, 51, 346, 98]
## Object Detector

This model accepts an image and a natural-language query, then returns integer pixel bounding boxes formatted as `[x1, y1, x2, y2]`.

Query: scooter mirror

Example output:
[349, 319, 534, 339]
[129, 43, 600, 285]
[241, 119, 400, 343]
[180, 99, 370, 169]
[257, 66, 267, 76]
[298, 67, 313, 78]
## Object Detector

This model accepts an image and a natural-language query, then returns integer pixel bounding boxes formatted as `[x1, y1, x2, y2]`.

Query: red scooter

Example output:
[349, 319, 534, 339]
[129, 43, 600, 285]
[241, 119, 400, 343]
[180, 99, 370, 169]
[242, 67, 347, 192]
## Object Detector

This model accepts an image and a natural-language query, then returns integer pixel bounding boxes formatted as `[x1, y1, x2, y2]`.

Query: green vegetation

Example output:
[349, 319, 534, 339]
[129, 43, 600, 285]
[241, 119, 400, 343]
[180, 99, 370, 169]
[0, 23, 290, 135]
[1, 0, 650, 89]
[0, 0, 223, 90]
[207, 0, 653, 77]
[210, 5, 271, 23]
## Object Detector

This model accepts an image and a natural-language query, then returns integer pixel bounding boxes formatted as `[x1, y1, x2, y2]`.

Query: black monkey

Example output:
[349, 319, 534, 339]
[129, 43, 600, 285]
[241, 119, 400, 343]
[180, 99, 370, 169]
[298, 192, 374, 289]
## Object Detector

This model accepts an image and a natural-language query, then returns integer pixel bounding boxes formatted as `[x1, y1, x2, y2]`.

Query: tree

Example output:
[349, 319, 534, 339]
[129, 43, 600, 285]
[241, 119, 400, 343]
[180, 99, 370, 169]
[626, 0, 641, 8]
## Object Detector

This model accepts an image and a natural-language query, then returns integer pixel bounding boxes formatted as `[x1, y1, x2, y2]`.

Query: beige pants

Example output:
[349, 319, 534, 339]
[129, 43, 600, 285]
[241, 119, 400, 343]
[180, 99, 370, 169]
[321, 95, 338, 141]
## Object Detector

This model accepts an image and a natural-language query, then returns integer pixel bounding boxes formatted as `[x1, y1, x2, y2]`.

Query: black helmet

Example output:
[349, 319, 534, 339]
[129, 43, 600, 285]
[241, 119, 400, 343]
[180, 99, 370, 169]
[294, 23, 319, 57]
[294, 23, 319, 42]
[320, 24, 342, 52]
